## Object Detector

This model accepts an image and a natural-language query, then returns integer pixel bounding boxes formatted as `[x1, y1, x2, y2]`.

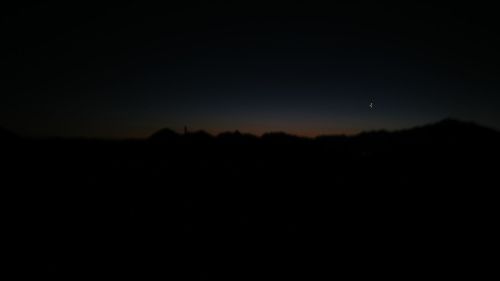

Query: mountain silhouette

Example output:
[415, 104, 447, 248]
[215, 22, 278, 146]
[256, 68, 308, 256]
[4, 118, 498, 278]
[148, 118, 499, 146]
[149, 128, 180, 142]
[399, 118, 499, 139]
[355, 118, 499, 145]
[216, 131, 258, 145]
[183, 130, 214, 142]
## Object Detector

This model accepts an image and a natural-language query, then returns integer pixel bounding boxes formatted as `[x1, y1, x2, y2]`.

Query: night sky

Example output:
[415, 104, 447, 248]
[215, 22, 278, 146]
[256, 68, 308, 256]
[2, 2, 499, 138]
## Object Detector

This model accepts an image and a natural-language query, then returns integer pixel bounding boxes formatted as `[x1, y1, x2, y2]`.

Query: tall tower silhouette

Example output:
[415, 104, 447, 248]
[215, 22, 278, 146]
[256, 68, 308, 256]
[184, 126, 188, 135]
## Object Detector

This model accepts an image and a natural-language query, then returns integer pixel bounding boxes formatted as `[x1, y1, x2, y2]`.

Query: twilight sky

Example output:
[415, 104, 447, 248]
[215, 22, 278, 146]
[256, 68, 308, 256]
[2, 2, 499, 138]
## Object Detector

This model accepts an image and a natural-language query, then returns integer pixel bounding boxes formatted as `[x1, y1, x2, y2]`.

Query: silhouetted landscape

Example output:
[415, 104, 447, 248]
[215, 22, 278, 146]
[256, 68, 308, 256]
[3, 118, 498, 279]
[4, 2, 500, 278]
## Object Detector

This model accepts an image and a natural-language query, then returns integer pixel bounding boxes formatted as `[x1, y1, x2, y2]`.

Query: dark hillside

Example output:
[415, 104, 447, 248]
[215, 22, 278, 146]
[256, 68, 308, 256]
[4, 119, 498, 279]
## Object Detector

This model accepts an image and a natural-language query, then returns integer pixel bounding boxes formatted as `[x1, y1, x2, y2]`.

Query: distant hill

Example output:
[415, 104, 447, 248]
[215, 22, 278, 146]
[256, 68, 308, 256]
[5, 118, 498, 278]
[355, 118, 500, 146]
[149, 128, 180, 142]
[399, 118, 498, 137]
[149, 119, 499, 145]
[338, 118, 500, 162]
[216, 131, 258, 145]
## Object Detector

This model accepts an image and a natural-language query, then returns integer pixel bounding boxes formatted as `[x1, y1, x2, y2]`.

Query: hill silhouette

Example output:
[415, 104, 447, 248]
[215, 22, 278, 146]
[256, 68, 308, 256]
[146, 118, 500, 147]
[4, 119, 498, 279]
[394, 118, 500, 142]
[149, 127, 181, 141]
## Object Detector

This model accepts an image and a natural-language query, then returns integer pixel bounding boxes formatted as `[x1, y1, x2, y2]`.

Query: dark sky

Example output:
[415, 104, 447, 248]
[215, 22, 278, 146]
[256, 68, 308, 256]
[2, 2, 499, 137]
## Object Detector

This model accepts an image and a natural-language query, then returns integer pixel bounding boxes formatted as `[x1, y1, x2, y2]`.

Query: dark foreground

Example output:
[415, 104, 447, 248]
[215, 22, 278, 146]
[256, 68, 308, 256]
[3, 119, 499, 279]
